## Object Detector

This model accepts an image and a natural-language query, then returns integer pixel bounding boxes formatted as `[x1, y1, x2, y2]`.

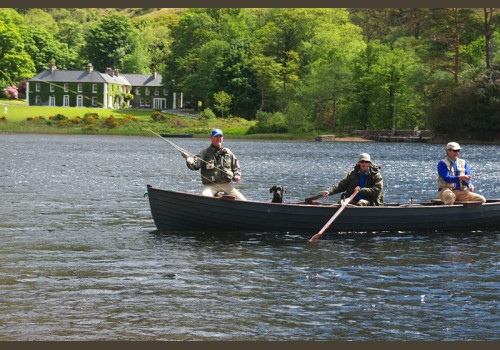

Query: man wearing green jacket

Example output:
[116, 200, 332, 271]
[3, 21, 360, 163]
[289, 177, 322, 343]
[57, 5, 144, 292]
[321, 153, 384, 206]
[181, 128, 246, 201]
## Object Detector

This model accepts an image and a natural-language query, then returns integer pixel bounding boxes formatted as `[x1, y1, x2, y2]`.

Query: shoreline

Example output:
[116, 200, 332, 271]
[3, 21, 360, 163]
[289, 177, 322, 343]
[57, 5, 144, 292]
[2, 130, 500, 145]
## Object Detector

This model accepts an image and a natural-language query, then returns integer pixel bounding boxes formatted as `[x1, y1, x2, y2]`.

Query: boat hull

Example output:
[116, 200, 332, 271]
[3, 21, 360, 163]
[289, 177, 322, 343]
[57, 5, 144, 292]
[146, 186, 500, 233]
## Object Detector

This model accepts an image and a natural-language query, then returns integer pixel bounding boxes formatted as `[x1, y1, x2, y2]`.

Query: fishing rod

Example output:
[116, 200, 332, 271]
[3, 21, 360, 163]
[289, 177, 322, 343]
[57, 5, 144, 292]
[132, 119, 187, 153]
[471, 170, 500, 178]
[133, 120, 239, 192]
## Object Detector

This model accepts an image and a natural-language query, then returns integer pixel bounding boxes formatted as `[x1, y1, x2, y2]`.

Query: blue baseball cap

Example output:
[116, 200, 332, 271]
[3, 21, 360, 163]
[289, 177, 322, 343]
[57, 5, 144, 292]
[211, 128, 223, 137]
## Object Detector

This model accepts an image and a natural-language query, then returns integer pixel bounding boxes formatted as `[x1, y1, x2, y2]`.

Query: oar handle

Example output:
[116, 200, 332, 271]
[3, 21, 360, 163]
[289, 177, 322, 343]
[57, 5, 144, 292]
[309, 188, 359, 242]
[305, 193, 325, 202]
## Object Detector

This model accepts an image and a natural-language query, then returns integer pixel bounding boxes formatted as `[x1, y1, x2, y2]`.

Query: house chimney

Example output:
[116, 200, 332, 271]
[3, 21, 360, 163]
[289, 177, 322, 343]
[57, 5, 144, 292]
[114, 69, 119, 77]
[106, 67, 113, 77]
[50, 62, 56, 74]
[86, 63, 93, 74]
[153, 68, 157, 79]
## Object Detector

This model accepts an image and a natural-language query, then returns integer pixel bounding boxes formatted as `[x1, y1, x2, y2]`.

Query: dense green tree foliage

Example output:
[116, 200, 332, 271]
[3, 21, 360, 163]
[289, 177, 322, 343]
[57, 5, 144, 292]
[2, 8, 500, 140]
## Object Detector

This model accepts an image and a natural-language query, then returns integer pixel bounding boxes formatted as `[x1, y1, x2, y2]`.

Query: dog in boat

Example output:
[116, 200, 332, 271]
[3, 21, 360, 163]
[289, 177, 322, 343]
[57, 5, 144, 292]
[269, 185, 286, 203]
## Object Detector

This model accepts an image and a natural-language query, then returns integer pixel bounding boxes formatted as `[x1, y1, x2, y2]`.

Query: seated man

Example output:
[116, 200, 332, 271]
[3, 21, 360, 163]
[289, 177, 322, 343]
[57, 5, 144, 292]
[322, 153, 383, 206]
[437, 142, 485, 205]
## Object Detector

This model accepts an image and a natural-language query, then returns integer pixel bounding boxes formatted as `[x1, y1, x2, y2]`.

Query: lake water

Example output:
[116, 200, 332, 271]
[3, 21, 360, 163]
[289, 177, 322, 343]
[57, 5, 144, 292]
[0, 134, 499, 340]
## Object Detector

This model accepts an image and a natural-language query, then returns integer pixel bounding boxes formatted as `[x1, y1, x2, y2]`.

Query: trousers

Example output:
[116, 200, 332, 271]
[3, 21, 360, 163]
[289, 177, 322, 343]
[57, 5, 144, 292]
[438, 188, 486, 205]
[202, 182, 246, 201]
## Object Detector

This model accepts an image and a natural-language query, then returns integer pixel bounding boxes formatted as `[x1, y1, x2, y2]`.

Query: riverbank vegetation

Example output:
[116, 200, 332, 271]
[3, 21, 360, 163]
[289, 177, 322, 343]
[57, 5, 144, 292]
[0, 100, 320, 140]
[1, 8, 500, 141]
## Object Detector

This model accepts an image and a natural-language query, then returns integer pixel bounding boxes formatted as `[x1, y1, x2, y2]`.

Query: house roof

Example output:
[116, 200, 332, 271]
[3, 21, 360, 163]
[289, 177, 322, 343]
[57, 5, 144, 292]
[121, 73, 163, 87]
[28, 69, 163, 87]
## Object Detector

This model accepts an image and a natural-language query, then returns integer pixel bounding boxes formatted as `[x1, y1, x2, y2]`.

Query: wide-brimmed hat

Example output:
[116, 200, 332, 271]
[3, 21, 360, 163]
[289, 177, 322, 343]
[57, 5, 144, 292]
[358, 153, 371, 163]
[446, 142, 461, 151]
[211, 128, 223, 137]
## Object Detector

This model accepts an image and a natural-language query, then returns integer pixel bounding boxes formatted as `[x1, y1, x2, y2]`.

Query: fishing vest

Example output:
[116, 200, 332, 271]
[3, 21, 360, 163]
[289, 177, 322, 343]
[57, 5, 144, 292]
[437, 157, 467, 190]
[200, 146, 234, 184]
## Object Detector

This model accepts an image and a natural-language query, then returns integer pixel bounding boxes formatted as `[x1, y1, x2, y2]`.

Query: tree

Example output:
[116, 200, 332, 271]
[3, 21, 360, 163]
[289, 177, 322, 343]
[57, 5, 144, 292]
[480, 8, 500, 79]
[423, 8, 476, 86]
[164, 10, 218, 108]
[249, 53, 281, 112]
[213, 90, 232, 118]
[21, 26, 73, 71]
[82, 14, 137, 72]
[0, 9, 35, 86]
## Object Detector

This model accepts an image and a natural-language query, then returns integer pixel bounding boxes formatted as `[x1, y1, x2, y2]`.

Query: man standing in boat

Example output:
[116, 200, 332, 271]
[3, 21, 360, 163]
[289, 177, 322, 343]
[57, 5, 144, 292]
[321, 153, 384, 206]
[181, 128, 246, 201]
[437, 142, 486, 205]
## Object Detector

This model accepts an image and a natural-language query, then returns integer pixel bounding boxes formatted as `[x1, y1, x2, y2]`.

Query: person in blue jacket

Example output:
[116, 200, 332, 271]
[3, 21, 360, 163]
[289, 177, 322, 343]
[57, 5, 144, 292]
[437, 142, 485, 205]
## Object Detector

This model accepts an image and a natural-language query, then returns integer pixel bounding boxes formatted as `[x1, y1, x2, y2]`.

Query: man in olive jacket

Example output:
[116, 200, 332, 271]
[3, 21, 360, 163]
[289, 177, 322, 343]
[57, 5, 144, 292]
[321, 153, 383, 206]
[181, 128, 246, 200]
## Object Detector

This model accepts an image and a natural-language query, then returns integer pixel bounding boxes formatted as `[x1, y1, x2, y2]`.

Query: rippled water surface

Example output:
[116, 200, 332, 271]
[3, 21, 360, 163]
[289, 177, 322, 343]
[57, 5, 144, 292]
[1, 134, 499, 340]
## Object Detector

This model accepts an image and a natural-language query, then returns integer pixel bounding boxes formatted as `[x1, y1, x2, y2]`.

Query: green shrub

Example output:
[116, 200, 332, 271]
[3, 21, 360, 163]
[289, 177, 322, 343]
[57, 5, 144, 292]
[200, 108, 216, 119]
[50, 114, 68, 121]
[101, 115, 120, 128]
[151, 111, 168, 121]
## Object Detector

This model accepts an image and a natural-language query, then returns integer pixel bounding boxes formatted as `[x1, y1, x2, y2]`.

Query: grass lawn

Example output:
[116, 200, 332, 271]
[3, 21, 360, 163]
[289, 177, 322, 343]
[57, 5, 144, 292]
[0, 99, 319, 140]
[0, 98, 262, 138]
[0, 101, 152, 122]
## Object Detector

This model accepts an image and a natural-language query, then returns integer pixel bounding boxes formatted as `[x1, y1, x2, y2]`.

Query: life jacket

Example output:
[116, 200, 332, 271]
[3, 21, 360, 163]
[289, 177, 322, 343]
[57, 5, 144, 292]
[437, 157, 467, 190]
[200, 146, 234, 184]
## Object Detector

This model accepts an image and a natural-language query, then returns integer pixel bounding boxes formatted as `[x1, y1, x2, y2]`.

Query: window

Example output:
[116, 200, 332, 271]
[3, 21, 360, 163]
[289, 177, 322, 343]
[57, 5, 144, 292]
[145, 99, 150, 107]
[92, 96, 98, 107]
[163, 89, 168, 96]
[140, 98, 144, 107]
[63, 95, 69, 107]
[145, 88, 150, 96]
[35, 96, 41, 105]
[92, 84, 97, 93]
[154, 88, 159, 96]
[135, 87, 141, 95]
[77, 95, 83, 107]
[50, 84, 55, 92]
[77, 84, 82, 93]
[49, 96, 56, 106]
[36, 83, 40, 92]
[64, 83, 69, 92]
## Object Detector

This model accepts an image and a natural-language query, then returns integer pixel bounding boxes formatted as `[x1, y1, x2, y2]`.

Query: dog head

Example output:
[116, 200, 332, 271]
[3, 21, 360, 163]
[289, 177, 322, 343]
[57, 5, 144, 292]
[269, 185, 286, 203]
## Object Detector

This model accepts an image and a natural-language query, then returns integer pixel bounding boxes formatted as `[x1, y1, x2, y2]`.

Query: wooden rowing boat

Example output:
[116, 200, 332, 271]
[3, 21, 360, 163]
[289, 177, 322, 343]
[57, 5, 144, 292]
[146, 185, 500, 233]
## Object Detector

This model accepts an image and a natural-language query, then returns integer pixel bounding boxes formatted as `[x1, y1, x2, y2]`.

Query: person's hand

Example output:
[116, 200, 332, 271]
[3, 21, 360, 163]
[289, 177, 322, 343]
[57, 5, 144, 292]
[459, 174, 471, 182]
[354, 186, 361, 192]
[468, 183, 475, 192]
[322, 190, 329, 197]
[181, 151, 189, 159]
[234, 175, 241, 182]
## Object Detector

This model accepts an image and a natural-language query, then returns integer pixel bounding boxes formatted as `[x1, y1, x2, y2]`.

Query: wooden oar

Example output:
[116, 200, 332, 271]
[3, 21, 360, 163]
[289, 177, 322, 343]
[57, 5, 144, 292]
[304, 193, 324, 203]
[309, 188, 359, 243]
